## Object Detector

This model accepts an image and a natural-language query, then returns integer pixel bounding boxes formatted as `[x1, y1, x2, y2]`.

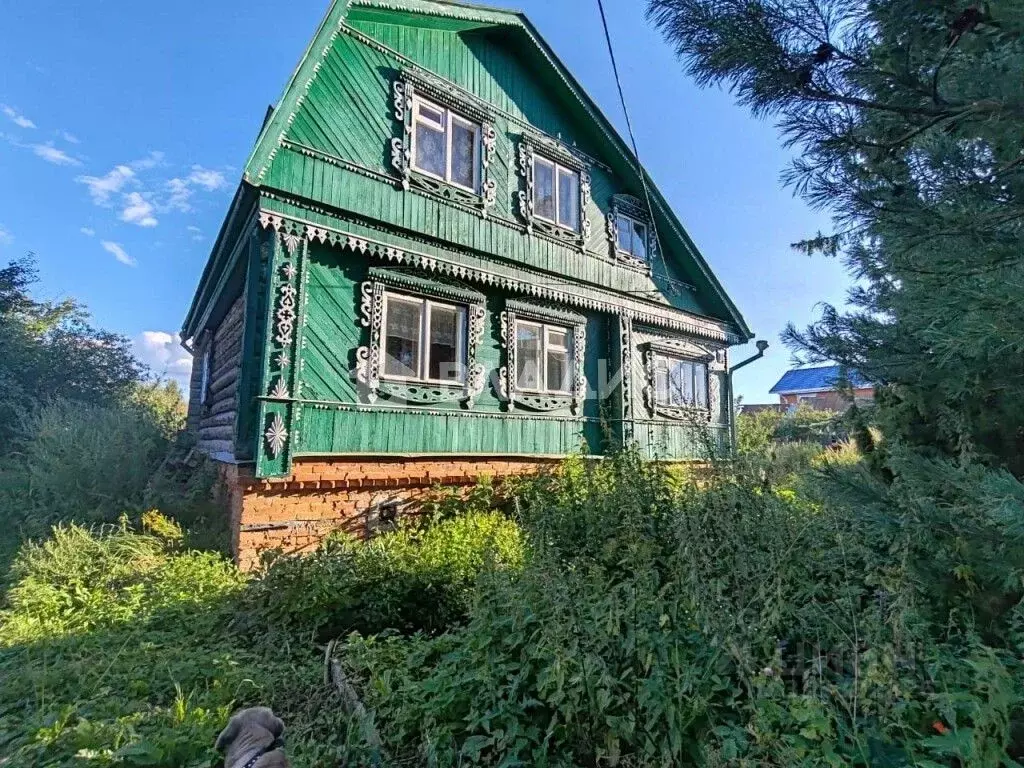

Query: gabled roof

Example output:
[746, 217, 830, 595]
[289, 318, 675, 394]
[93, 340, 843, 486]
[241, 0, 752, 340]
[770, 365, 871, 395]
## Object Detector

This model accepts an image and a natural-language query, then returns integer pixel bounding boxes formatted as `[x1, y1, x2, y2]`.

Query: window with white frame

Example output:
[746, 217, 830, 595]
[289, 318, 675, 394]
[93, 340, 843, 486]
[199, 344, 212, 406]
[533, 155, 580, 232]
[653, 354, 708, 409]
[616, 213, 648, 261]
[411, 95, 480, 192]
[382, 292, 467, 384]
[515, 319, 571, 394]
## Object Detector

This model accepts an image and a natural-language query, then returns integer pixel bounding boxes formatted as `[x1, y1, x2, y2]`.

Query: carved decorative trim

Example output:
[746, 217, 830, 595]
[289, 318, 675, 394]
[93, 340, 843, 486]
[507, 299, 587, 327]
[515, 136, 590, 251]
[264, 413, 288, 458]
[355, 273, 486, 407]
[608, 194, 656, 269]
[390, 71, 498, 217]
[498, 305, 587, 415]
[619, 314, 635, 439]
[639, 338, 719, 422]
[256, 210, 743, 344]
[268, 378, 290, 400]
[367, 267, 485, 305]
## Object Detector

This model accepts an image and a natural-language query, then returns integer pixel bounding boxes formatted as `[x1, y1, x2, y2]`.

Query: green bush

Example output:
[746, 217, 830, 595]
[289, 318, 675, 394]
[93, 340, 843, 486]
[737, 406, 844, 454]
[2, 399, 172, 535]
[247, 510, 524, 639]
[0, 515, 353, 767]
[339, 451, 1024, 767]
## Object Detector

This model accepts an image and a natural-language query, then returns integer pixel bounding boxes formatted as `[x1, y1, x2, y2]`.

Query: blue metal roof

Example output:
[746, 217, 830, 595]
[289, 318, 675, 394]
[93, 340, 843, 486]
[769, 365, 871, 394]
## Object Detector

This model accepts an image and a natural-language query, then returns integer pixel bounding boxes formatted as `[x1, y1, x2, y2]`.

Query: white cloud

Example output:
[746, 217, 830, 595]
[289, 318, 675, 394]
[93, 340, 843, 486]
[32, 143, 80, 166]
[101, 240, 136, 266]
[60, 130, 80, 144]
[77, 165, 135, 205]
[1, 105, 35, 129]
[131, 151, 165, 171]
[133, 330, 193, 390]
[80, 227, 95, 237]
[0, 225, 12, 246]
[186, 225, 202, 233]
[120, 192, 158, 227]
[166, 177, 192, 212]
[187, 165, 227, 191]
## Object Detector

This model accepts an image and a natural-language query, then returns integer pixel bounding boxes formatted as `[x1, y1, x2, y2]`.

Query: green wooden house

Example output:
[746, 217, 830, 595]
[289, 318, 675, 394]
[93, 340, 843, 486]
[181, 0, 751, 565]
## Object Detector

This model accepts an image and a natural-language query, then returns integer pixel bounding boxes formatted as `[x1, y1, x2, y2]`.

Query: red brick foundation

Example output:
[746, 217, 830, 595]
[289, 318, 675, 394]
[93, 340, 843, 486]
[219, 457, 555, 571]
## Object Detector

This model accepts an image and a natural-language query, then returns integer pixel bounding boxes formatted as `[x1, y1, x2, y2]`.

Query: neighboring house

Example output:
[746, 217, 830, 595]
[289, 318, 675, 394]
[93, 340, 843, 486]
[769, 365, 873, 411]
[181, 0, 752, 568]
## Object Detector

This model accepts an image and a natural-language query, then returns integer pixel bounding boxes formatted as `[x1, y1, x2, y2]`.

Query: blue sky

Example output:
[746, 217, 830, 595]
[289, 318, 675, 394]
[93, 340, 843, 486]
[0, 0, 849, 402]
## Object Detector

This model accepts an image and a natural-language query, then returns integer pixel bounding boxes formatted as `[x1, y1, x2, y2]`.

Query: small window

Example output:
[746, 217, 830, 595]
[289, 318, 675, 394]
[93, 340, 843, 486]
[516, 319, 571, 394]
[411, 96, 480, 192]
[534, 155, 580, 232]
[653, 354, 708, 409]
[616, 214, 648, 261]
[382, 292, 467, 384]
[199, 345, 212, 406]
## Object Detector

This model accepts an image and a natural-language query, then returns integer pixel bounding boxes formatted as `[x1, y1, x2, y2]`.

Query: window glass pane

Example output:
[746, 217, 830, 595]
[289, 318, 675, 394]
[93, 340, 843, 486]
[557, 168, 580, 231]
[516, 323, 542, 390]
[384, 298, 422, 378]
[617, 215, 633, 253]
[681, 361, 695, 405]
[694, 363, 708, 408]
[633, 221, 648, 260]
[546, 328, 568, 349]
[534, 159, 555, 220]
[418, 103, 444, 126]
[450, 119, 476, 190]
[655, 359, 669, 405]
[668, 360, 685, 406]
[547, 347, 569, 392]
[415, 121, 446, 178]
[428, 304, 462, 381]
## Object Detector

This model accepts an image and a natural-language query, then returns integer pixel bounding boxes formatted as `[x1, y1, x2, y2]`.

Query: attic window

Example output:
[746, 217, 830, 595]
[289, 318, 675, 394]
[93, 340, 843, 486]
[412, 95, 480, 193]
[533, 156, 580, 232]
[616, 213, 648, 261]
[608, 194, 656, 268]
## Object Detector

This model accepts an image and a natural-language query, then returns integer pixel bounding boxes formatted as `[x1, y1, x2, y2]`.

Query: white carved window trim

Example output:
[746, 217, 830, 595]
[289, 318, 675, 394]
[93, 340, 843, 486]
[516, 136, 592, 251]
[514, 319, 573, 396]
[499, 302, 587, 414]
[652, 352, 709, 410]
[380, 290, 469, 386]
[607, 194, 656, 269]
[410, 95, 482, 194]
[356, 272, 487, 407]
[391, 72, 498, 216]
[640, 338, 723, 422]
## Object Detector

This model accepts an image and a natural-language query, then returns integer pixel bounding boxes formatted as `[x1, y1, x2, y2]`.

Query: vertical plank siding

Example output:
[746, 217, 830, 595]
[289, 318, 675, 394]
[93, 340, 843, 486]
[185, 6, 746, 471]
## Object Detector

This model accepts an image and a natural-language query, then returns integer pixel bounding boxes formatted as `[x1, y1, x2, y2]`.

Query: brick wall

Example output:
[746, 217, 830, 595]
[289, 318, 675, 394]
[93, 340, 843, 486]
[219, 456, 555, 571]
[780, 387, 874, 411]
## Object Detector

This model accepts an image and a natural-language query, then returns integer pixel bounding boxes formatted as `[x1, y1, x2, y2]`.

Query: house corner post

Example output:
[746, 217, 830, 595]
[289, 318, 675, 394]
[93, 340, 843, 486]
[254, 216, 308, 479]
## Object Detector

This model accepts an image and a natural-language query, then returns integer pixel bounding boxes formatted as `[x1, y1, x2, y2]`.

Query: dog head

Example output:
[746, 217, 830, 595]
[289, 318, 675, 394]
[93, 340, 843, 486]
[215, 707, 286, 766]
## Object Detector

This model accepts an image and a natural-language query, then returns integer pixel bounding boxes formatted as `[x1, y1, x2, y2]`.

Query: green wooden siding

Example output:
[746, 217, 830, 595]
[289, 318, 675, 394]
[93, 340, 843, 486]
[297, 406, 600, 456]
[184, 1, 751, 476]
[267, 23, 712, 317]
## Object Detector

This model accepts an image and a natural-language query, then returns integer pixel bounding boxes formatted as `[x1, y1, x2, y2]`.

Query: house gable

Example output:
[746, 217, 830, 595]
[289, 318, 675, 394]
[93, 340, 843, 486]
[242, 0, 750, 340]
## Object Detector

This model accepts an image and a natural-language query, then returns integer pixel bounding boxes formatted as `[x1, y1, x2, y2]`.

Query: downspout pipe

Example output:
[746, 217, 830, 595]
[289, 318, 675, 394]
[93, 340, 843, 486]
[727, 340, 770, 453]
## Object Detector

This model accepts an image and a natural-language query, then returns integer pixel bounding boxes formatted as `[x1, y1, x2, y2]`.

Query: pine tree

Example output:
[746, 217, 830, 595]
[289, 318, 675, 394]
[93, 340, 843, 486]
[647, 0, 1024, 472]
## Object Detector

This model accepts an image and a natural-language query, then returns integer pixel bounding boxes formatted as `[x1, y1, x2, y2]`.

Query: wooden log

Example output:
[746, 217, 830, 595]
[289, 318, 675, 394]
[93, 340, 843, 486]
[199, 424, 236, 442]
[197, 438, 235, 456]
[208, 368, 239, 396]
[324, 640, 385, 764]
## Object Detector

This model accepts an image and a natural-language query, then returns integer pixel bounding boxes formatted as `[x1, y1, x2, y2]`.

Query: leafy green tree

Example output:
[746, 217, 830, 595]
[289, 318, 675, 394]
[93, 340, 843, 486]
[0, 255, 145, 447]
[647, 0, 1024, 472]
